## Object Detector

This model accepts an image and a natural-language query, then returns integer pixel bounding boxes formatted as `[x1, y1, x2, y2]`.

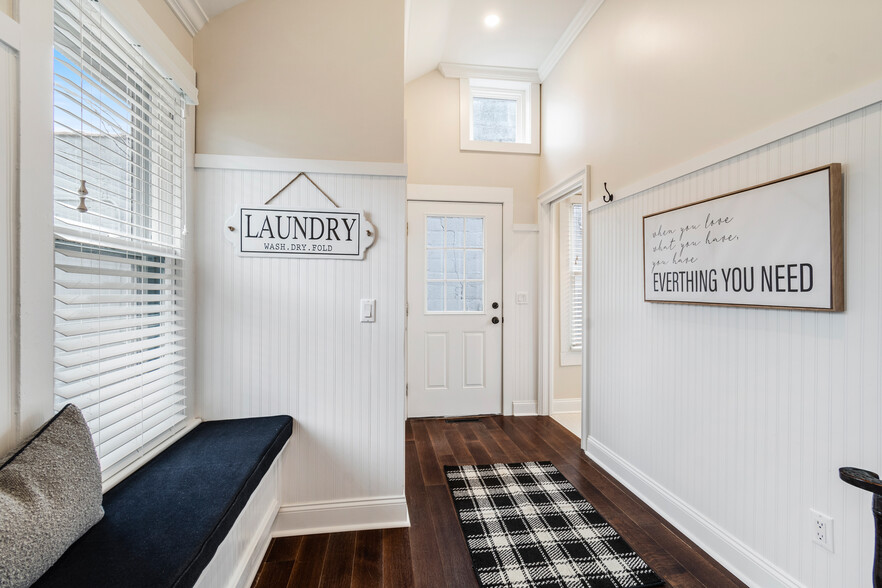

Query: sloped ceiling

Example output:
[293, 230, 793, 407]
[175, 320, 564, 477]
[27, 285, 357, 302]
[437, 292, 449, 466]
[173, 0, 601, 82]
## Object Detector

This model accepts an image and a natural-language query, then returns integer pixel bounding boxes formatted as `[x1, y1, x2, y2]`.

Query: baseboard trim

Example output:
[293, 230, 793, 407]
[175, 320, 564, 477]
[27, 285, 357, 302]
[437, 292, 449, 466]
[585, 437, 803, 588]
[512, 401, 538, 416]
[272, 495, 410, 537]
[551, 398, 581, 414]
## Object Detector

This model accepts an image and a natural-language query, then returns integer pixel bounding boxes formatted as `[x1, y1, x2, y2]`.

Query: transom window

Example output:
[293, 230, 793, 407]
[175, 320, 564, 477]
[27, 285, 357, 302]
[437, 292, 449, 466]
[425, 216, 484, 313]
[459, 77, 540, 155]
[472, 94, 519, 143]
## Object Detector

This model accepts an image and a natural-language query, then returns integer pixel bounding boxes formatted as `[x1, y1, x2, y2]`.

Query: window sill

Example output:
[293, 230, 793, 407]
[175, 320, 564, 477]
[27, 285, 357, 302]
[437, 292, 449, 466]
[460, 139, 540, 155]
[560, 349, 582, 367]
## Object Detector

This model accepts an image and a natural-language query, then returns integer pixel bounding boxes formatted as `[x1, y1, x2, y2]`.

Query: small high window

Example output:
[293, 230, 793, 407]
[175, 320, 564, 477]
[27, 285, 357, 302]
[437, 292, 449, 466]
[460, 78, 539, 154]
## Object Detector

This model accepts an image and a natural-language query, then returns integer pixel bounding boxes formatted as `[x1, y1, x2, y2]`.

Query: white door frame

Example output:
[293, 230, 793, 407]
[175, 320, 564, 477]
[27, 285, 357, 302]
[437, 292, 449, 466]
[537, 167, 589, 421]
[407, 184, 516, 415]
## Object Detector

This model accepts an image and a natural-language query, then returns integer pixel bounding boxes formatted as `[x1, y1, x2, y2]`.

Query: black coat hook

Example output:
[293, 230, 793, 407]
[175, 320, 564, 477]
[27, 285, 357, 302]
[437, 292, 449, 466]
[603, 182, 614, 203]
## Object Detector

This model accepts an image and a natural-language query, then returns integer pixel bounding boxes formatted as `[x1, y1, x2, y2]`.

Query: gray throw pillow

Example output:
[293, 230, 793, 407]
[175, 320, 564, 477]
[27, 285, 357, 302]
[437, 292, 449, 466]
[0, 404, 104, 588]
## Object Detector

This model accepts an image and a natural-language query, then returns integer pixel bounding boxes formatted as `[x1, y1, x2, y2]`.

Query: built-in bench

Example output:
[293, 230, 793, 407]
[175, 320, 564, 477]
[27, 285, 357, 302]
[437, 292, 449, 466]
[32, 415, 292, 588]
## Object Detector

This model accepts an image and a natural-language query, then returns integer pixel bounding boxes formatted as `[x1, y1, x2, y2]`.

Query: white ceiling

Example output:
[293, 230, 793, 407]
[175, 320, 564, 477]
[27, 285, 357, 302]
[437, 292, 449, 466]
[184, 0, 595, 82]
[405, 0, 587, 82]
[194, 0, 246, 19]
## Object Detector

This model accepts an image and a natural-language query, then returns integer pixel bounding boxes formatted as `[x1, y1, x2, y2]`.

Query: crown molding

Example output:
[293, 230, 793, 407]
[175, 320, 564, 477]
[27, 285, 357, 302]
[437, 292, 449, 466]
[165, 0, 208, 36]
[438, 63, 540, 84]
[539, 0, 604, 81]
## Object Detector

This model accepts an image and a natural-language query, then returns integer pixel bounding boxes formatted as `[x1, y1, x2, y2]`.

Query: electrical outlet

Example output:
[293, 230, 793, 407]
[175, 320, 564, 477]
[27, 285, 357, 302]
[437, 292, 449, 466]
[810, 509, 834, 552]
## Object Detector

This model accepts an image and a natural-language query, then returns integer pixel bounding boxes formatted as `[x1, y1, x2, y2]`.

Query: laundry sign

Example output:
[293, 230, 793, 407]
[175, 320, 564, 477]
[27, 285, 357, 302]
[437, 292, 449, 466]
[225, 206, 376, 259]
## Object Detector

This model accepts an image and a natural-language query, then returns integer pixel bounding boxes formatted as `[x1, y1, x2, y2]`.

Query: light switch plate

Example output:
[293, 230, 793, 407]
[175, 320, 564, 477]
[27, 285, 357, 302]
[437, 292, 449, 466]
[516, 291, 528, 304]
[360, 299, 376, 322]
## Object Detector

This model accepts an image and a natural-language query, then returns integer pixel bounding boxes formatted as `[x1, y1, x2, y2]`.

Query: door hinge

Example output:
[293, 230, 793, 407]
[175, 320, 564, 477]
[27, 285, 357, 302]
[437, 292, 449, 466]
[406, 222, 408, 236]
[406, 302, 409, 316]
[406, 384, 409, 396]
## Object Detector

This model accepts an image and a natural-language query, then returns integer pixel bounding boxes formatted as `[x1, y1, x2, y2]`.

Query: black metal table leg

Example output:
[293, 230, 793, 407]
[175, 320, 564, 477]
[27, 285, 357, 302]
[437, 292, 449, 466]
[840, 467, 882, 588]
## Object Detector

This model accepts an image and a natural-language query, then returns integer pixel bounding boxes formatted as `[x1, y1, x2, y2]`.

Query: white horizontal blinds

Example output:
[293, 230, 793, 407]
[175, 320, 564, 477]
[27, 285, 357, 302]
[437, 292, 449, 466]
[569, 203, 583, 351]
[52, 0, 187, 479]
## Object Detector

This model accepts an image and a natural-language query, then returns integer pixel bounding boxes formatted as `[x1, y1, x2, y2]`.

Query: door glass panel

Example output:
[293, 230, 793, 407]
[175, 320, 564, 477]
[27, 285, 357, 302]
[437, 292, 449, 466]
[426, 250, 444, 280]
[446, 281, 464, 311]
[445, 217, 464, 246]
[465, 250, 483, 280]
[465, 282, 483, 311]
[427, 216, 445, 248]
[427, 281, 444, 312]
[446, 250, 464, 279]
[425, 215, 484, 312]
[465, 218, 484, 247]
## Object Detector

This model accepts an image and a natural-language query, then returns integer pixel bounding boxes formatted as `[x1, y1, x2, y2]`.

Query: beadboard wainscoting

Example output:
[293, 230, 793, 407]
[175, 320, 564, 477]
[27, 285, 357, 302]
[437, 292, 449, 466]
[193, 444, 286, 588]
[510, 225, 539, 413]
[584, 102, 882, 588]
[194, 164, 407, 534]
[0, 36, 17, 456]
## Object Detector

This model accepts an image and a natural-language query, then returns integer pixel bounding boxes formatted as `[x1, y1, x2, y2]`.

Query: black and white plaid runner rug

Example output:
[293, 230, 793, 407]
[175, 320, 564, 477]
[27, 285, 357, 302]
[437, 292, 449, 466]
[445, 462, 664, 588]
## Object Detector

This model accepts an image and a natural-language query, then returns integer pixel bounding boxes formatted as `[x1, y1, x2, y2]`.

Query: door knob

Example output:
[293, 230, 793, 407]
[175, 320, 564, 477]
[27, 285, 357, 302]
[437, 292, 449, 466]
[491, 317, 500, 324]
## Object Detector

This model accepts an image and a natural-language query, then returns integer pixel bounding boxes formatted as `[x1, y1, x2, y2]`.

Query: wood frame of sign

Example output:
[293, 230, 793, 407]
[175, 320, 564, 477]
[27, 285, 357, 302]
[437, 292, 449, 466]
[642, 163, 843, 311]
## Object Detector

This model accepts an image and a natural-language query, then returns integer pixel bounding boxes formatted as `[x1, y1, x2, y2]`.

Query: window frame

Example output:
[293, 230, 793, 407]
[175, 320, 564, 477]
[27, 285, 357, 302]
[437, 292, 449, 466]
[52, 0, 189, 483]
[459, 77, 540, 155]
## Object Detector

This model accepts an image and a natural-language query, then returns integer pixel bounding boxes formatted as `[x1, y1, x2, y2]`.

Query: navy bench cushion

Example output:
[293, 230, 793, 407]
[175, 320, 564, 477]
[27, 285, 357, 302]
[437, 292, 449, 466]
[33, 415, 293, 588]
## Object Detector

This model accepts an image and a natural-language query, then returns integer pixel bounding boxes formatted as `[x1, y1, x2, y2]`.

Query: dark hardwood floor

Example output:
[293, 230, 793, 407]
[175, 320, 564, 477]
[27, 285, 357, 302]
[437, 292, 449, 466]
[251, 416, 746, 587]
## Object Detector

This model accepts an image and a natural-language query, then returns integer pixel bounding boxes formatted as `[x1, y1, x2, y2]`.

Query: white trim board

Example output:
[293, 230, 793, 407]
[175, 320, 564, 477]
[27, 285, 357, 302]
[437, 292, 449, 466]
[539, 0, 605, 82]
[407, 183, 518, 417]
[439, 63, 540, 84]
[587, 78, 882, 212]
[195, 154, 407, 178]
[585, 437, 804, 588]
[18, 1, 56, 437]
[272, 495, 410, 537]
[0, 11, 20, 52]
[512, 401, 538, 416]
[551, 397, 581, 414]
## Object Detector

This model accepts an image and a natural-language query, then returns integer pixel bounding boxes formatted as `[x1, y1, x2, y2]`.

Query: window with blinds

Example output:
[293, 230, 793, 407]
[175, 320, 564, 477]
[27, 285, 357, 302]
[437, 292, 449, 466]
[559, 201, 582, 366]
[53, 0, 187, 479]
[568, 204, 583, 351]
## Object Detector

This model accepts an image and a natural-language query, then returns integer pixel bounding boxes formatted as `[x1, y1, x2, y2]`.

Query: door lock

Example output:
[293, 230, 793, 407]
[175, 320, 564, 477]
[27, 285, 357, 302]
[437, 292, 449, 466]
[491, 302, 499, 309]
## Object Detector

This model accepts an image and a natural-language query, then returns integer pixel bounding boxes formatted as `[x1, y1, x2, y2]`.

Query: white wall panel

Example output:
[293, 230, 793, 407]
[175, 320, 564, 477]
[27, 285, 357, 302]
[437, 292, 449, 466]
[510, 228, 539, 408]
[194, 169, 406, 509]
[585, 102, 882, 587]
[0, 42, 17, 456]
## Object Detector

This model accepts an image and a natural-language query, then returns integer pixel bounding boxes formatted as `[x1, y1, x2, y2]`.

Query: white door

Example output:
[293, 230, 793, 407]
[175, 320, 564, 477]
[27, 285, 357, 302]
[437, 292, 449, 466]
[407, 201, 503, 417]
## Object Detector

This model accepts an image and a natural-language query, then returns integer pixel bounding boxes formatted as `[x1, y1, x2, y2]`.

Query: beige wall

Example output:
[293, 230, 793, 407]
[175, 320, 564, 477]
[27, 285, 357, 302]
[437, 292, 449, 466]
[194, 0, 405, 163]
[137, 0, 194, 66]
[539, 0, 882, 202]
[0, 1, 12, 18]
[405, 70, 540, 224]
[552, 197, 580, 401]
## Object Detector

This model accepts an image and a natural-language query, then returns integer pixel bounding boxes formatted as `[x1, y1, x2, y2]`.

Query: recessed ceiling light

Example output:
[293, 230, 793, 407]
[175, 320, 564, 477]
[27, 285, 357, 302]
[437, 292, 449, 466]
[484, 14, 500, 28]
